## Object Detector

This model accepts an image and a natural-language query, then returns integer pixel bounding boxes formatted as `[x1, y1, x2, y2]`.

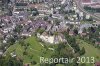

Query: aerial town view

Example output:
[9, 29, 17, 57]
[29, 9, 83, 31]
[0, 0, 100, 66]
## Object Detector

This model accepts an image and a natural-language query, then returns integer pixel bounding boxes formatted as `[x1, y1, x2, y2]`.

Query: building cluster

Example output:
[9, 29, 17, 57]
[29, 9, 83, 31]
[0, 0, 100, 56]
[82, 0, 100, 8]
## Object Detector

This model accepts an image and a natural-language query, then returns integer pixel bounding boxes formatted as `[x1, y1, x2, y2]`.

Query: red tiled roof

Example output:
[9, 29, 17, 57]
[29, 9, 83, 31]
[82, 0, 91, 3]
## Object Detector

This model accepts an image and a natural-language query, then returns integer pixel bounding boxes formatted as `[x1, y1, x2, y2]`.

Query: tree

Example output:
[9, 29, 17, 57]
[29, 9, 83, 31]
[0, 55, 23, 66]
[13, 25, 23, 33]
[71, 58, 79, 66]
[8, 37, 16, 45]
[88, 27, 95, 33]
[79, 47, 85, 55]
[63, 33, 80, 53]
[64, 15, 68, 20]
[51, 43, 74, 65]
[43, 16, 48, 21]
[83, 28, 86, 33]
[19, 40, 25, 46]
[31, 60, 37, 65]
[36, 28, 45, 34]
[69, 24, 74, 29]
[26, 43, 30, 46]
[73, 28, 78, 35]
[32, 11, 39, 16]
[31, 8, 39, 16]
[23, 51, 27, 55]
[53, 18, 60, 25]
[49, 14, 52, 17]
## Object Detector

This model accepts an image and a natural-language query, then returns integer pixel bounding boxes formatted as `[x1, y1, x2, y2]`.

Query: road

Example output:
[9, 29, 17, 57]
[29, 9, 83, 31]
[73, 0, 100, 21]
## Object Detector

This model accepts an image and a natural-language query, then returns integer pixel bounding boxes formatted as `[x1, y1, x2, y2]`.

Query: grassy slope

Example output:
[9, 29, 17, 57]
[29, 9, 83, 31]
[5, 36, 55, 66]
[5, 36, 89, 66]
[77, 39, 100, 66]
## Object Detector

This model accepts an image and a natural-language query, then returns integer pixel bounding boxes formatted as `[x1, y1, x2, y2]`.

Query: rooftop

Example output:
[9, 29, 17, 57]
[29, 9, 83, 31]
[82, 0, 91, 3]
